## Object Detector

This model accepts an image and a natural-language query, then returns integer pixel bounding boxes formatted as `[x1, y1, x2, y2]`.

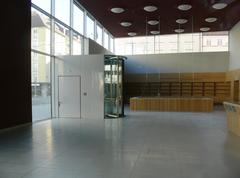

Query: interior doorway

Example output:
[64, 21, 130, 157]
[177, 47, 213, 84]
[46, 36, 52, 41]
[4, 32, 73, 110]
[58, 76, 81, 118]
[233, 80, 239, 101]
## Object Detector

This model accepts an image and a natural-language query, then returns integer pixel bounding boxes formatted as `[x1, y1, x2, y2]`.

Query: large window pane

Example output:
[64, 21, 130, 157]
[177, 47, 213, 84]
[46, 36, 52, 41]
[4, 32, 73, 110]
[86, 15, 95, 40]
[73, 4, 84, 35]
[31, 8, 51, 54]
[179, 33, 201, 53]
[132, 37, 146, 55]
[96, 24, 103, 45]
[54, 22, 70, 55]
[110, 37, 114, 52]
[73, 32, 82, 55]
[104, 31, 109, 49]
[155, 34, 178, 53]
[55, 0, 70, 25]
[32, 0, 51, 14]
[31, 52, 51, 121]
[146, 36, 154, 54]
[115, 38, 133, 55]
[202, 31, 229, 52]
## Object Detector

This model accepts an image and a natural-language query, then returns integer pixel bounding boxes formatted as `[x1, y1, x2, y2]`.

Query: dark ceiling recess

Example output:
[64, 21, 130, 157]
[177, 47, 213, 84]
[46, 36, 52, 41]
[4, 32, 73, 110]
[77, 0, 240, 37]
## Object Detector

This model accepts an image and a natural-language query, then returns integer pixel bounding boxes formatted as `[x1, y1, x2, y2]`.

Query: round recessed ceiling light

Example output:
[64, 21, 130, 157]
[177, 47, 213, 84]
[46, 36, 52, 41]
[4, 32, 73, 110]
[144, 5, 158, 12]
[212, 3, 227, 10]
[205, 17, 217, 23]
[174, 29, 184, 33]
[148, 20, 159, 25]
[120, 22, 132, 27]
[200, 27, 210, 32]
[110, 7, 125, 14]
[150, 31, 160, 35]
[128, 32, 137, 36]
[178, 4, 192, 11]
[176, 19, 188, 24]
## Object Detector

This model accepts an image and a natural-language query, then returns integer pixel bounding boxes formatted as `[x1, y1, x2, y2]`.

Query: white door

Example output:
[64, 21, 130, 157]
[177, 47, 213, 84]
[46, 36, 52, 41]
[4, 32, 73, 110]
[58, 76, 81, 118]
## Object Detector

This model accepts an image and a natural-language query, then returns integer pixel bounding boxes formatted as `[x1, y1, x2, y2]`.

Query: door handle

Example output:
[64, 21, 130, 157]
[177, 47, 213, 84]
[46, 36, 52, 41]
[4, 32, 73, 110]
[58, 101, 61, 107]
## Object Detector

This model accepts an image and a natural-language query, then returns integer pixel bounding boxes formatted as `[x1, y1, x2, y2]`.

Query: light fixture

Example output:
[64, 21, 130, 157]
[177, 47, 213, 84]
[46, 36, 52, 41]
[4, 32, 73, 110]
[144, 5, 158, 12]
[174, 29, 184, 33]
[128, 32, 137, 36]
[212, 3, 227, 10]
[176, 19, 188, 24]
[120, 22, 132, 27]
[178, 4, 192, 11]
[110, 7, 125, 14]
[200, 27, 210, 32]
[150, 31, 160, 35]
[205, 17, 217, 23]
[148, 20, 159, 25]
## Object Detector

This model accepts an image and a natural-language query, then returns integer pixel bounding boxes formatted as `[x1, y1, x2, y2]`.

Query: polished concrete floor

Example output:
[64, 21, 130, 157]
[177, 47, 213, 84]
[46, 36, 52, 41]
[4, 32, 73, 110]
[1, 108, 240, 178]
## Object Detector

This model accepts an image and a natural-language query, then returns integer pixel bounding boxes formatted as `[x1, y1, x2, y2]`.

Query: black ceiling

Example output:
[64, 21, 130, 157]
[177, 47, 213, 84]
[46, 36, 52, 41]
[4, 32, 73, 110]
[77, 0, 240, 37]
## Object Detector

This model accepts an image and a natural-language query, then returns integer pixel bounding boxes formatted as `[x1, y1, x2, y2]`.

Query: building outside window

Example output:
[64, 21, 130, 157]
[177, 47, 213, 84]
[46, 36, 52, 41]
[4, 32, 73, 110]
[31, 8, 51, 54]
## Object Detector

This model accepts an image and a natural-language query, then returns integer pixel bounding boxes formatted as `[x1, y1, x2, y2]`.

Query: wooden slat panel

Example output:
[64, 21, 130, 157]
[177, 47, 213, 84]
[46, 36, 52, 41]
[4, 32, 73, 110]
[130, 97, 213, 112]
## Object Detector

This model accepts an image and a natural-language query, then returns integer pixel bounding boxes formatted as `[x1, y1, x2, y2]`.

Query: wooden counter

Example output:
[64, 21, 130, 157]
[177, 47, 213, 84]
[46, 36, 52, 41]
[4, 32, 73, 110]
[130, 97, 213, 112]
[223, 101, 240, 136]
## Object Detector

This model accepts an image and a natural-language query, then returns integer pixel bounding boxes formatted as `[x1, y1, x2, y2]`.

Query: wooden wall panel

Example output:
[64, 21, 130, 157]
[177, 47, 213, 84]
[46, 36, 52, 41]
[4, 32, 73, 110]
[124, 72, 230, 104]
[226, 69, 240, 101]
[130, 97, 213, 112]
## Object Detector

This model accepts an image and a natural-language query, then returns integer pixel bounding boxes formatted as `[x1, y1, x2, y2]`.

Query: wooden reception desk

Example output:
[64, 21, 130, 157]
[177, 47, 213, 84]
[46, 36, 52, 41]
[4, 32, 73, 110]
[223, 101, 240, 136]
[130, 97, 213, 112]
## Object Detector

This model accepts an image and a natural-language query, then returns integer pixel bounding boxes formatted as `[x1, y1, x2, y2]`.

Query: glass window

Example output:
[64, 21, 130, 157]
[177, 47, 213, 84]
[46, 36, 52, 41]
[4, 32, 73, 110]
[32, 0, 51, 14]
[115, 38, 133, 55]
[146, 36, 154, 54]
[54, 22, 70, 55]
[155, 34, 178, 53]
[104, 31, 109, 49]
[132, 37, 146, 55]
[31, 52, 51, 121]
[73, 4, 84, 35]
[73, 32, 82, 55]
[96, 24, 103, 45]
[55, 0, 70, 25]
[202, 31, 229, 52]
[179, 33, 201, 53]
[110, 37, 114, 52]
[31, 8, 51, 54]
[86, 15, 95, 40]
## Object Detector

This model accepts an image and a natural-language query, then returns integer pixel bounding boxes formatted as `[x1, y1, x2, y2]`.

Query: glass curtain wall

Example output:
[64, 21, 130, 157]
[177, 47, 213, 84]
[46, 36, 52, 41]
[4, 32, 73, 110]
[31, 0, 114, 121]
[115, 32, 229, 55]
[31, 52, 51, 121]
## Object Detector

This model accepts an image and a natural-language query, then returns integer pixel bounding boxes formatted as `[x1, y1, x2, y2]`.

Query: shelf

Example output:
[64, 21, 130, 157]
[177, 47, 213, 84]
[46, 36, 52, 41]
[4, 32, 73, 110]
[125, 81, 230, 104]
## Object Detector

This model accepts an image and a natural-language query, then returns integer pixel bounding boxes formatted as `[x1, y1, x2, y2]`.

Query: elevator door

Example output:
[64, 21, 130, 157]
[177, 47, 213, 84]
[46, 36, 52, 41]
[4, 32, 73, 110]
[58, 76, 81, 118]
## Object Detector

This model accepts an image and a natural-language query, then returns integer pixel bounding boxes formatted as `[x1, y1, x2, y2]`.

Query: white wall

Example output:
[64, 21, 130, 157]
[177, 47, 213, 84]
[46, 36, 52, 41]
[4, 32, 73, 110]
[125, 52, 229, 74]
[88, 39, 113, 55]
[229, 21, 240, 70]
[55, 55, 104, 119]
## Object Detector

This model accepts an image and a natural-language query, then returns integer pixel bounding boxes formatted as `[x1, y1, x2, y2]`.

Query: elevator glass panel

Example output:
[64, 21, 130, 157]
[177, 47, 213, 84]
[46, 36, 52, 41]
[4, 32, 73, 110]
[104, 56, 125, 118]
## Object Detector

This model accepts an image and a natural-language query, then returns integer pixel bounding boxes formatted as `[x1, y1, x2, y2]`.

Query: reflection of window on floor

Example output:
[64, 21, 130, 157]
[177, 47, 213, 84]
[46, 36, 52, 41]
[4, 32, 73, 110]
[31, 52, 51, 122]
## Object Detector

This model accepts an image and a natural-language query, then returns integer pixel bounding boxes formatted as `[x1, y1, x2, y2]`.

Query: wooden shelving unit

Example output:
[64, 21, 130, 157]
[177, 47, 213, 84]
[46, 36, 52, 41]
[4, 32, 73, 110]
[193, 82, 204, 96]
[125, 81, 231, 104]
